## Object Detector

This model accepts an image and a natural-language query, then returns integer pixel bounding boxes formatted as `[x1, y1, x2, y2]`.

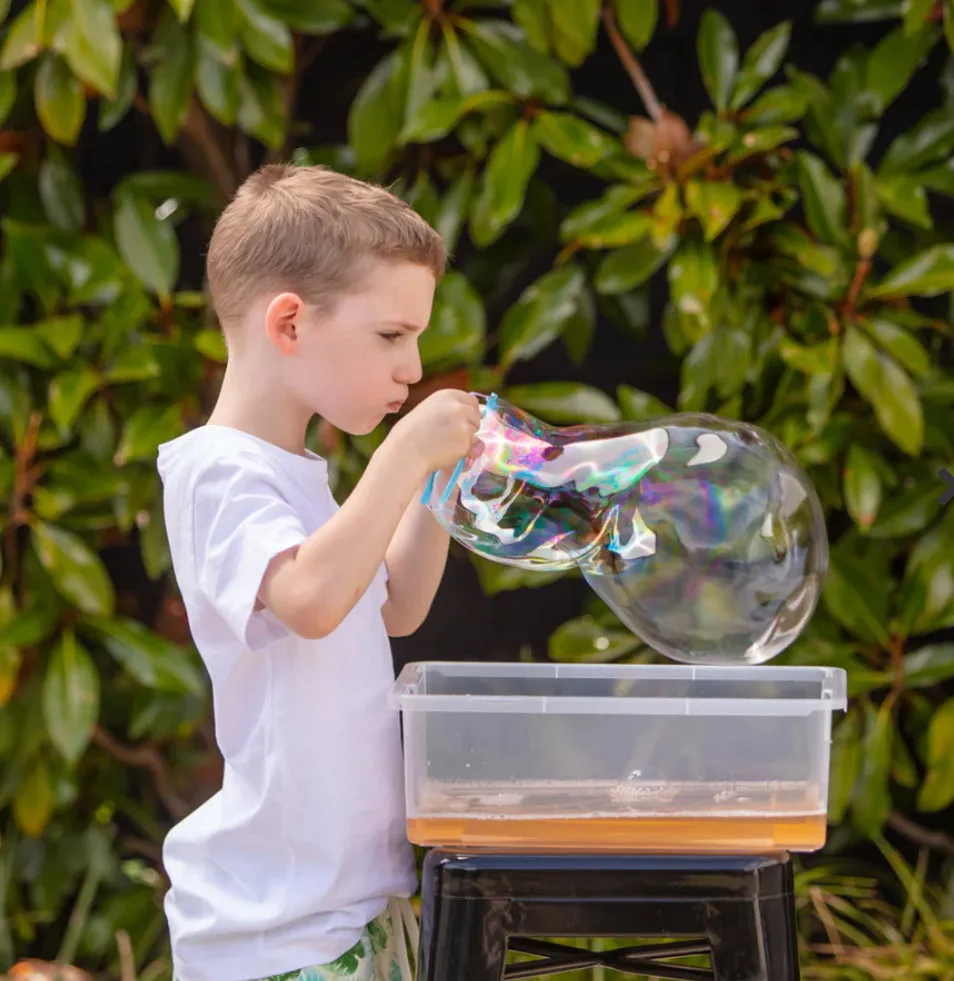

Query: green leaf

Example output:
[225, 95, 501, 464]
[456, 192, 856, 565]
[822, 549, 891, 646]
[0, 4, 42, 71]
[547, 0, 601, 67]
[857, 317, 931, 378]
[549, 615, 641, 662]
[0, 153, 17, 183]
[678, 332, 717, 411]
[81, 616, 205, 696]
[61, 0, 122, 98]
[844, 444, 882, 531]
[32, 521, 115, 617]
[0, 642, 21, 707]
[697, 9, 738, 111]
[433, 168, 475, 254]
[816, 0, 903, 22]
[594, 237, 672, 295]
[726, 124, 798, 164]
[921, 158, 954, 196]
[463, 20, 570, 104]
[398, 90, 511, 145]
[875, 174, 932, 229]
[48, 368, 101, 435]
[899, 522, 954, 636]
[115, 404, 184, 465]
[38, 146, 85, 232]
[473, 556, 566, 596]
[865, 24, 938, 115]
[499, 265, 586, 367]
[852, 700, 893, 838]
[196, 38, 240, 125]
[262, 0, 354, 33]
[616, 0, 657, 51]
[903, 0, 935, 33]
[114, 191, 180, 300]
[668, 235, 718, 328]
[0, 327, 59, 369]
[419, 271, 485, 371]
[99, 46, 137, 132]
[237, 65, 284, 148]
[842, 326, 923, 456]
[194, 328, 228, 362]
[828, 709, 861, 823]
[744, 83, 810, 124]
[503, 382, 621, 424]
[469, 119, 540, 247]
[236, 0, 293, 73]
[796, 151, 848, 249]
[35, 54, 86, 145]
[195, 0, 239, 60]
[169, 0, 197, 21]
[533, 110, 618, 168]
[14, 760, 54, 838]
[348, 48, 406, 175]
[684, 180, 743, 241]
[918, 698, 954, 812]
[560, 184, 654, 243]
[730, 21, 791, 110]
[512, 0, 548, 52]
[867, 483, 938, 540]
[904, 644, 954, 688]
[617, 385, 671, 421]
[0, 69, 17, 128]
[867, 244, 954, 298]
[779, 337, 838, 376]
[42, 629, 99, 765]
[880, 109, 954, 175]
[149, 9, 195, 144]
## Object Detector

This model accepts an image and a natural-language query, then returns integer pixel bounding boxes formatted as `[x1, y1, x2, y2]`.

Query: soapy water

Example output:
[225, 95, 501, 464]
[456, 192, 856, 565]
[422, 394, 827, 665]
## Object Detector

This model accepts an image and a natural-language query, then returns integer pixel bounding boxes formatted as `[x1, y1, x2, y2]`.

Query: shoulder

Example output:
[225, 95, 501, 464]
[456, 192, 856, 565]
[158, 427, 286, 499]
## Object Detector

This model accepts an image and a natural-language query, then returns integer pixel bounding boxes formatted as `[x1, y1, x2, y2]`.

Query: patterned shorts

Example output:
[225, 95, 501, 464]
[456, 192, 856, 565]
[256, 899, 417, 981]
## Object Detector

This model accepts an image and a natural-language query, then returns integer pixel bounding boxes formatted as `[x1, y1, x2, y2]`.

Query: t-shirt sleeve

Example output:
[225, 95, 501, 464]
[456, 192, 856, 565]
[191, 454, 308, 650]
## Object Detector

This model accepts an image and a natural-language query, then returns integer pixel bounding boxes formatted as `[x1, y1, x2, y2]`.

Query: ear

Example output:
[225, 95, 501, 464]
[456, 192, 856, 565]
[264, 292, 305, 355]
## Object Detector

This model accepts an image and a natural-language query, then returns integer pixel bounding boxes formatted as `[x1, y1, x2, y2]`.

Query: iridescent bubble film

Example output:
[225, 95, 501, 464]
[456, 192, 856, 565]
[423, 394, 827, 665]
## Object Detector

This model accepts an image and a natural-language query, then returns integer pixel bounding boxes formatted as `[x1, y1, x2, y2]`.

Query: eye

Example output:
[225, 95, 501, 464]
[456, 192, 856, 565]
[378, 332, 402, 343]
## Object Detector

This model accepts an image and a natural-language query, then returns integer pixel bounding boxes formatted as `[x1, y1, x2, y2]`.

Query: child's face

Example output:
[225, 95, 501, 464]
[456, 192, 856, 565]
[286, 259, 436, 435]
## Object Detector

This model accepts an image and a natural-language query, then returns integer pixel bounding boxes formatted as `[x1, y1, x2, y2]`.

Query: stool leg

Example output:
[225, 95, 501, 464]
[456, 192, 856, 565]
[417, 897, 509, 981]
[707, 895, 800, 981]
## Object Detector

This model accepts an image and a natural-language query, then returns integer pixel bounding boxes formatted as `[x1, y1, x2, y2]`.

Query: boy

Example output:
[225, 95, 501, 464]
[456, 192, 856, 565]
[156, 164, 481, 981]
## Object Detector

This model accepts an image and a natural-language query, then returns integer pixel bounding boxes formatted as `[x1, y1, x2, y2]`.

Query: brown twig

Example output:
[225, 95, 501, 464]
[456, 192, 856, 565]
[91, 726, 191, 819]
[602, 5, 662, 121]
[665, 0, 680, 27]
[4, 411, 43, 591]
[116, 930, 137, 981]
[887, 812, 954, 857]
[180, 101, 240, 199]
[843, 257, 872, 316]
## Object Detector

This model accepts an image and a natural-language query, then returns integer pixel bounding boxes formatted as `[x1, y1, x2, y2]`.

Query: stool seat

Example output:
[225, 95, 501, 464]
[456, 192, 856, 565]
[417, 849, 801, 981]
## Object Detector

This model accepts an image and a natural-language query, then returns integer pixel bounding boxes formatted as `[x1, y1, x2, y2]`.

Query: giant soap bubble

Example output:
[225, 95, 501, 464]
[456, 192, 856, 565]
[422, 394, 827, 665]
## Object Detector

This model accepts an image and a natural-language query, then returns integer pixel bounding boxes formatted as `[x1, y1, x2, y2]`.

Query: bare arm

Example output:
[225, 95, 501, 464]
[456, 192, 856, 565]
[381, 487, 452, 637]
[258, 439, 425, 639]
[257, 389, 480, 640]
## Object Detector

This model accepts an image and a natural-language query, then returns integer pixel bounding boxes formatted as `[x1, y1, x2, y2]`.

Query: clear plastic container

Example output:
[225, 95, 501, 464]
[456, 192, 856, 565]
[390, 661, 847, 855]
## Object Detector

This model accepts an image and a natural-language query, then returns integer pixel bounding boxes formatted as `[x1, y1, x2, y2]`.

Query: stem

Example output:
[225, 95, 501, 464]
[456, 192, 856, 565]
[117, 930, 138, 981]
[843, 258, 871, 316]
[92, 726, 191, 819]
[57, 851, 105, 964]
[886, 812, 954, 857]
[601, 5, 662, 121]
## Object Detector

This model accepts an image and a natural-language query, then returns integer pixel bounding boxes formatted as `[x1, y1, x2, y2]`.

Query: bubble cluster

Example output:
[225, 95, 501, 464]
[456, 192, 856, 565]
[422, 394, 827, 665]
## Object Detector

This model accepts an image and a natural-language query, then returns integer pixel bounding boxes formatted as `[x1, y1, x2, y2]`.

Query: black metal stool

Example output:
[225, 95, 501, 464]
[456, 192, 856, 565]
[417, 850, 800, 981]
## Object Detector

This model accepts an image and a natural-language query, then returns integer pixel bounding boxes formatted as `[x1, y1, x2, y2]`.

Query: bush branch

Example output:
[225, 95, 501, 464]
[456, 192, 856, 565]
[602, 5, 662, 121]
[887, 812, 954, 857]
[92, 726, 191, 820]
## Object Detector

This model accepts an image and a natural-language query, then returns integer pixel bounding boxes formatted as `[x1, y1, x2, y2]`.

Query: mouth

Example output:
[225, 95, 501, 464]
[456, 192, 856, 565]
[386, 400, 405, 413]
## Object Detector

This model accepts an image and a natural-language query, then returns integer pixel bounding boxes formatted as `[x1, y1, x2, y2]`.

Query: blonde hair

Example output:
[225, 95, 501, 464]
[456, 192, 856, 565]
[206, 164, 447, 330]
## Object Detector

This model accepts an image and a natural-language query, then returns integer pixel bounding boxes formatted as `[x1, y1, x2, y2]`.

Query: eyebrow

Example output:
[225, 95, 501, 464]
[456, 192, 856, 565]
[382, 320, 426, 332]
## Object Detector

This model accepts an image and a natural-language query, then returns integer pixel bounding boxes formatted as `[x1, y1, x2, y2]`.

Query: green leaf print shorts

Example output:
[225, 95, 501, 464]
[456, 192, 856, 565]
[258, 898, 419, 981]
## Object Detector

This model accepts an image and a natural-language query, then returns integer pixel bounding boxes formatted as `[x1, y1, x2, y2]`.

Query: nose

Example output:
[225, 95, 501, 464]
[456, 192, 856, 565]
[397, 345, 423, 386]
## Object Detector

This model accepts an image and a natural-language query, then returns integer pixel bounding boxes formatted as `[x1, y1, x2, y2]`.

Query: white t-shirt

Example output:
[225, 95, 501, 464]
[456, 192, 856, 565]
[156, 425, 417, 981]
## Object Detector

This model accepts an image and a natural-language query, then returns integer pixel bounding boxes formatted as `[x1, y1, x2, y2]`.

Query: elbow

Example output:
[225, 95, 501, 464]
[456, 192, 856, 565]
[278, 586, 345, 640]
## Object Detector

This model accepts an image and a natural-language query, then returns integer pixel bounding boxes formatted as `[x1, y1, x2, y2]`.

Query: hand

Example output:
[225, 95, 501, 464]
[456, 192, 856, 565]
[388, 389, 481, 477]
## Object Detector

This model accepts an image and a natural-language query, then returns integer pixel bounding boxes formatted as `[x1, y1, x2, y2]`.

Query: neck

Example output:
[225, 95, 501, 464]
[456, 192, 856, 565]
[207, 356, 312, 456]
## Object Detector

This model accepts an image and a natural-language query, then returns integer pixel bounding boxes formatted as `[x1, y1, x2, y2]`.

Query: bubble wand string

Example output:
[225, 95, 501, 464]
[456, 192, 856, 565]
[420, 392, 497, 507]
